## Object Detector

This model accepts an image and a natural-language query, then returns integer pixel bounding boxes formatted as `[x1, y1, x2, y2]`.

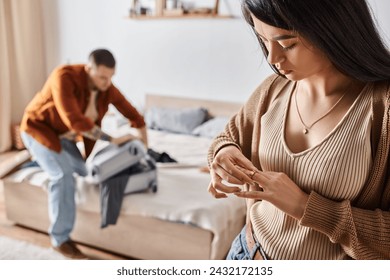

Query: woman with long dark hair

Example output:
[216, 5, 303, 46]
[208, 0, 390, 259]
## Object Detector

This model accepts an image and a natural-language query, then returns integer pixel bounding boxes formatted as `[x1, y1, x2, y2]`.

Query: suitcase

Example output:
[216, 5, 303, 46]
[87, 140, 158, 228]
[86, 140, 157, 194]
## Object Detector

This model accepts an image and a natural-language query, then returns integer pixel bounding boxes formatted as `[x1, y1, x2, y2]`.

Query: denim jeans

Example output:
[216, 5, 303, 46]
[226, 225, 266, 260]
[21, 132, 87, 247]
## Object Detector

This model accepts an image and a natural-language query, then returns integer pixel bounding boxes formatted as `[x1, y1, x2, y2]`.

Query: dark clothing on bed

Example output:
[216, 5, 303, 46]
[147, 149, 177, 163]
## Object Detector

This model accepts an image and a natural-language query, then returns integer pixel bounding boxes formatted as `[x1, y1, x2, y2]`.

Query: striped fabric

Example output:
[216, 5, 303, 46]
[250, 84, 373, 259]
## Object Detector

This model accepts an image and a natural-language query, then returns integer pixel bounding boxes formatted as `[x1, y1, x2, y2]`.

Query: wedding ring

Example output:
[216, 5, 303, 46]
[249, 170, 257, 180]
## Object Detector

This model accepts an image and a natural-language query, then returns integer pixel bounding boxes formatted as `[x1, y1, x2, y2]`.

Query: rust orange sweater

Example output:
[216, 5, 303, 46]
[20, 64, 145, 157]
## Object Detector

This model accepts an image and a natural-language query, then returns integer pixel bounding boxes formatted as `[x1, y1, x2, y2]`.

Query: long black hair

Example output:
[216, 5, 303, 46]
[242, 0, 390, 82]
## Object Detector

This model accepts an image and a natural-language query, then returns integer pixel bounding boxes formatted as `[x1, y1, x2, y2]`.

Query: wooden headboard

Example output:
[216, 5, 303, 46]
[145, 94, 243, 118]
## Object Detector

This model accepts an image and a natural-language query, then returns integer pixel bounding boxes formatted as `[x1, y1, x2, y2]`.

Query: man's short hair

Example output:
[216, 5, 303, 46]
[88, 49, 116, 68]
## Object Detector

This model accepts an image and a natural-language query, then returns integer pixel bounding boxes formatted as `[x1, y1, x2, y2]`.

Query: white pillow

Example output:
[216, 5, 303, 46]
[192, 117, 230, 138]
[145, 107, 208, 134]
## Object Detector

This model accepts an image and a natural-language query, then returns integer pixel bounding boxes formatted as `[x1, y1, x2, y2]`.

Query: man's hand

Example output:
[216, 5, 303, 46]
[135, 126, 148, 147]
[110, 133, 137, 146]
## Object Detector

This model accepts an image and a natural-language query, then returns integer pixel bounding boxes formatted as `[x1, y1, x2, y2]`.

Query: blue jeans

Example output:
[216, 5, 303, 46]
[21, 132, 87, 247]
[226, 225, 266, 260]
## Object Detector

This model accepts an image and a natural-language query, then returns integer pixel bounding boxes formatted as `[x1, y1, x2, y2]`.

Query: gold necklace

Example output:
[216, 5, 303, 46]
[294, 82, 350, 135]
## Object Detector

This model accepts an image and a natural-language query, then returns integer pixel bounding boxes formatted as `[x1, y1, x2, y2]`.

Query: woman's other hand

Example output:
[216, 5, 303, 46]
[234, 169, 309, 220]
[208, 145, 258, 199]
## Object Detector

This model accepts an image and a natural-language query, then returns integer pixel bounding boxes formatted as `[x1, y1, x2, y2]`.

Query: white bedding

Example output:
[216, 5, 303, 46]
[7, 129, 246, 259]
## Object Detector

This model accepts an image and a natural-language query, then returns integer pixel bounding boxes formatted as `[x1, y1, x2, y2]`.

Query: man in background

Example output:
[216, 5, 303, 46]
[20, 49, 147, 259]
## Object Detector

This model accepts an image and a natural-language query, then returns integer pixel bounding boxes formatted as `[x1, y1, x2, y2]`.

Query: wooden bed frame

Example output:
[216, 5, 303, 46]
[2, 94, 244, 260]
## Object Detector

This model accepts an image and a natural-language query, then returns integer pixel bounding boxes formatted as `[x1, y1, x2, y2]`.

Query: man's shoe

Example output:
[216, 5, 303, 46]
[53, 240, 88, 260]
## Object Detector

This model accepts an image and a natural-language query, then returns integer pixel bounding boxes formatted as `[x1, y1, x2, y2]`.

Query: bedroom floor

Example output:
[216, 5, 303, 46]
[0, 182, 128, 260]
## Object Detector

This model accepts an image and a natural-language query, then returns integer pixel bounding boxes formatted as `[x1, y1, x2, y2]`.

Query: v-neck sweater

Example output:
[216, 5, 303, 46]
[252, 79, 372, 259]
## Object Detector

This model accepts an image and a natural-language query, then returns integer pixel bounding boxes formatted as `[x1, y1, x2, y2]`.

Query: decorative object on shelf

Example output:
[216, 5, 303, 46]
[155, 0, 166, 16]
[166, 0, 178, 10]
[129, 0, 149, 16]
[213, 0, 219, 15]
[163, 0, 183, 16]
[129, 0, 136, 16]
[164, 9, 184, 16]
[129, 0, 228, 19]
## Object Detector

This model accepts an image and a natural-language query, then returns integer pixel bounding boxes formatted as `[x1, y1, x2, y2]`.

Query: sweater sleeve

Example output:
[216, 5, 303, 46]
[109, 86, 145, 128]
[207, 74, 282, 167]
[207, 85, 261, 167]
[300, 188, 390, 259]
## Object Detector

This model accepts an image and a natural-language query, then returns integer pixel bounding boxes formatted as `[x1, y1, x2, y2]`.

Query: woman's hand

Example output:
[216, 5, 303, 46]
[234, 168, 309, 220]
[208, 145, 258, 199]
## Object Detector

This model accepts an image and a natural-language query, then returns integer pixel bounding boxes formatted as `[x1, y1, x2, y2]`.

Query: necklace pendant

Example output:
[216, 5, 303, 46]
[303, 128, 308, 134]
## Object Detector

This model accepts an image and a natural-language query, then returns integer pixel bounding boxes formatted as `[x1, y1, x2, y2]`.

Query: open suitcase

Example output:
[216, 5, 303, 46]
[86, 140, 157, 194]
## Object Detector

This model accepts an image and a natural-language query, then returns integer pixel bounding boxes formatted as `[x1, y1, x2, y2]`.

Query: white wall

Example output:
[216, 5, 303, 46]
[368, 0, 390, 45]
[41, 0, 272, 109]
[41, 0, 390, 109]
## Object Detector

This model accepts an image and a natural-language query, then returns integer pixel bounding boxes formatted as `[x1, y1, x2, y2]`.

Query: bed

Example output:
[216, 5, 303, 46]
[1, 94, 245, 260]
